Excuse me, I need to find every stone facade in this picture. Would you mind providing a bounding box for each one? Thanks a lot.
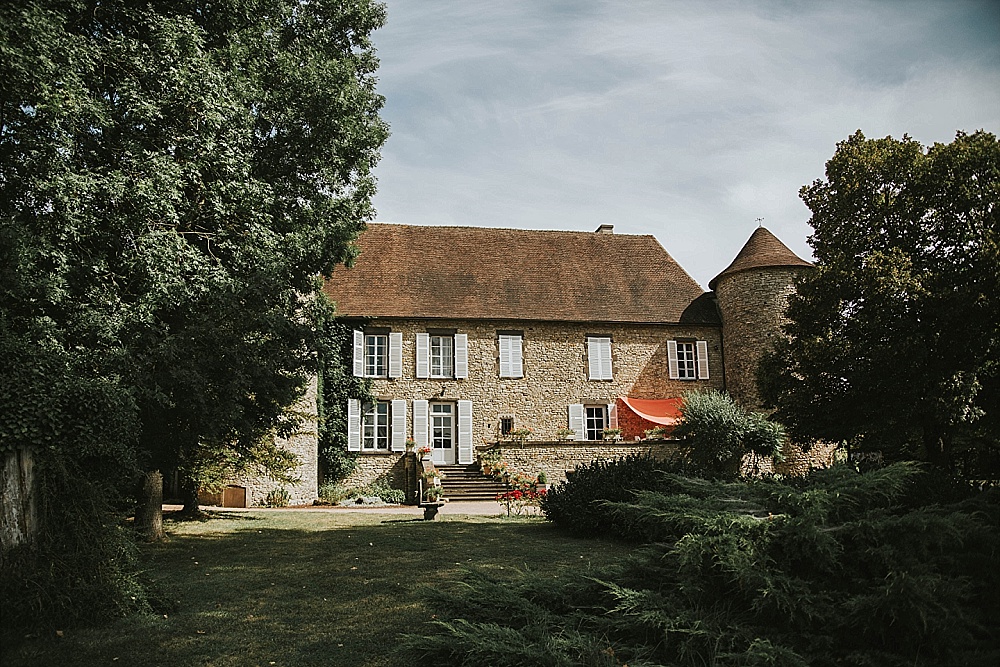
[226,376,320,507]
[714,267,809,409]
[364,317,723,445]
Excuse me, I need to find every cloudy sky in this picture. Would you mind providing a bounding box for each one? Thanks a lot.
[369,1,1000,288]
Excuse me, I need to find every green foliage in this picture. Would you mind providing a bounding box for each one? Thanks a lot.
[263,486,291,508]
[410,464,1000,667]
[539,452,696,538]
[315,314,374,482]
[674,390,786,475]
[0,0,387,624]
[0,454,153,635]
[317,477,405,504]
[760,130,1000,467]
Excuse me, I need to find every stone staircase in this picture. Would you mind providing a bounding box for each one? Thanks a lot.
[436,464,508,501]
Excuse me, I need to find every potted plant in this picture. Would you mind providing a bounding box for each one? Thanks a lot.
[556,428,576,441]
[509,427,533,446]
[536,471,549,492]
[643,426,668,441]
[417,445,432,460]
[602,428,622,441]
[478,447,501,475]
[405,437,416,453]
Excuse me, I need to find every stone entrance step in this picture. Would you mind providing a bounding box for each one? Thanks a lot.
[435,464,508,502]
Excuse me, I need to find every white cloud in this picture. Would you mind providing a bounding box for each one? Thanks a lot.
[371,0,1000,287]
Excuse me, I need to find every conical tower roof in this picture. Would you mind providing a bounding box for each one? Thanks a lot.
[709,227,812,290]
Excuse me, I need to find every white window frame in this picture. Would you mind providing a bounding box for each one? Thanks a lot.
[676,341,697,380]
[587,336,613,380]
[364,334,388,378]
[430,335,454,378]
[585,405,607,441]
[362,400,391,450]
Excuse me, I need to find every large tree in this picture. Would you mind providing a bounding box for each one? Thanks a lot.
[760,130,1000,466]
[1,0,387,539]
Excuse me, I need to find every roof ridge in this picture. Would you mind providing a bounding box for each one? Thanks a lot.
[369,222,657,239]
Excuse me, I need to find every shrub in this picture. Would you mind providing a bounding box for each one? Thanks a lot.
[263,487,291,507]
[539,452,694,538]
[674,390,785,475]
[407,463,1000,667]
[0,456,153,639]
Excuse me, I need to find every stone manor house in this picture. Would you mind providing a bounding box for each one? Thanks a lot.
[223,222,825,506]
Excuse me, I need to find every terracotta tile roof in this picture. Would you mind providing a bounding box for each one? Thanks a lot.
[708,227,813,290]
[324,224,718,324]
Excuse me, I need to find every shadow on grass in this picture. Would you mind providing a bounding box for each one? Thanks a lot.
[2,514,622,667]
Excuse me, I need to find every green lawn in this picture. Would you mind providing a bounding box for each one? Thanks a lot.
[3,509,628,667]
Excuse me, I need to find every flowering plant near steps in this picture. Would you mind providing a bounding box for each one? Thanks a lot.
[424,485,443,502]
[496,488,545,516]
[417,446,431,457]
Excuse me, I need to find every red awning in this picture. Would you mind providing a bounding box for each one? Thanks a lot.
[619,396,684,426]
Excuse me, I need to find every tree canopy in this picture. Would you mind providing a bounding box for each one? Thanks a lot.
[760,130,1000,466]
[1,0,387,503]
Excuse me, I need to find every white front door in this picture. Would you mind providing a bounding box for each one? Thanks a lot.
[431,403,456,465]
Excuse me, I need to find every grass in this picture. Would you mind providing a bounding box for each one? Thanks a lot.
[2,508,630,667]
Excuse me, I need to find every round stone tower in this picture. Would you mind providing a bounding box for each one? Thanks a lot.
[710,227,813,410]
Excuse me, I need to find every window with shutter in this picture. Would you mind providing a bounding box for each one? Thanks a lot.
[499,334,523,378]
[669,339,708,380]
[587,337,612,380]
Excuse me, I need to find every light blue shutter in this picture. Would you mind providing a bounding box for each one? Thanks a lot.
[391,399,406,451]
[667,340,679,379]
[568,404,585,441]
[353,331,364,377]
[697,340,710,379]
[388,332,403,379]
[415,333,429,379]
[457,400,473,464]
[412,399,429,448]
[347,399,361,451]
[455,333,468,379]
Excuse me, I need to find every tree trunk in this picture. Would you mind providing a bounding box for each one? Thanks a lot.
[135,469,166,542]
[1,447,38,552]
